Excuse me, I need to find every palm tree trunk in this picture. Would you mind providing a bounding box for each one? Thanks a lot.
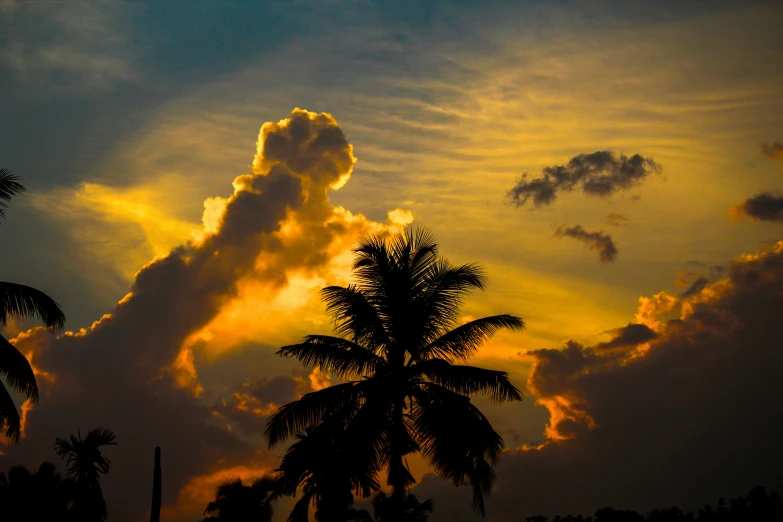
[150,447,161,522]
[390,399,408,501]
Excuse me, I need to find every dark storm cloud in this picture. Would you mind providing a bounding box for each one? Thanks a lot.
[555,225,618,263]
[414,241,783,521]
[761,141,783,162]
[597,323,657,350]
[508,151,660,207]
[5,109,358,522]
[730,192,783,223]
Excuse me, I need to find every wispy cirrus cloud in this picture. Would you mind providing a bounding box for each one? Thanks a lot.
[0,1,137,93]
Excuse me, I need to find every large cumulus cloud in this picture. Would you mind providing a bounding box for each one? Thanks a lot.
[508,151,660,207]
[3,109,412,522]
[415,241,783,521]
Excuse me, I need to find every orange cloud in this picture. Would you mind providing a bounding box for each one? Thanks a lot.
[7,109,414,522]
[163,463,275,519]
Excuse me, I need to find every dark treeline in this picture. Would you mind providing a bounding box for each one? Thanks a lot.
[524,486,782,522]
[0,427,116,522]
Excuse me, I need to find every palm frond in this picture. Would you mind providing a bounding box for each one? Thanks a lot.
[415,360,522,402]
[0,334,38,401]
[279,335,383,379]
[84,426,116,449]
[287,490,313,522]
[0,169,25,219]
[54,427,116,484]
[321,286,390,348]
[265,383,361,447]
[414,262,488,343]
[0,282,66,330]
[412,383,504,516]
[0,380,22,442]
[418,314,524,362]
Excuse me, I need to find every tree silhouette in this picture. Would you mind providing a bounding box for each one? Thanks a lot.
[265,228,524,514]
[1,170,66,443]
[348,491,433,522]
[0,461,73,521]
[276,412,379,522]
[54,427,116,522]
[523,487,783,522]
[201,475,279,522]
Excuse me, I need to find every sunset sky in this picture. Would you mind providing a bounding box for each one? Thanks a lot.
[2,1,783,520]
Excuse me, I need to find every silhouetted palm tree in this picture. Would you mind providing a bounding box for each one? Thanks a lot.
[55,427,116,522]
[277,413,379,522]
[201,475,279,522]
[266,228,524,514]
[348,491,433,522]
[0,461,73,520]
[1,169,66,442]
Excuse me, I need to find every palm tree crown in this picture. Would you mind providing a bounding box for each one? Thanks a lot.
[201,475,279,522]
[1,169,66,442]
[266,228,524,515]
[55,427,116,521]
[276,412,379,522]
[349,492,433,522]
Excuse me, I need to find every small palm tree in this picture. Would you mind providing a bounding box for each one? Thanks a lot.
[1,169,66,442]
[276,412,379,522]
[201,475,279,522]
[55,427,116,522]
[266,228,524,514]
[349,491,433,522]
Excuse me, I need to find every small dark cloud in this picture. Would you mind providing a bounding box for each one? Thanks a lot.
[685,260,706,267]
[508,151,660,207]
[729,192,783,223]
[555,225,618,263]
[605,212,629,227]
[680,276,710,297]
[598,323,657,350]
[761,141,783,162]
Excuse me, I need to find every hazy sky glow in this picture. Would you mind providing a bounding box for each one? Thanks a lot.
[1,1,782,521]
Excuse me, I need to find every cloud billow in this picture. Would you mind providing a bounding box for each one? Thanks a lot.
[5,109,411,522]
[508,151,661,207]
[555,225,618,263]
[414,241,783,521]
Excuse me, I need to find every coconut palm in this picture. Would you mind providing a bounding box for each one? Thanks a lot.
[348,491,433,522]
[276,412,379,522]
[201,475,279,522]
[1,169,66,442]
[265,228,524,514]
[0,461,73,520]
[54,427,116,522]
